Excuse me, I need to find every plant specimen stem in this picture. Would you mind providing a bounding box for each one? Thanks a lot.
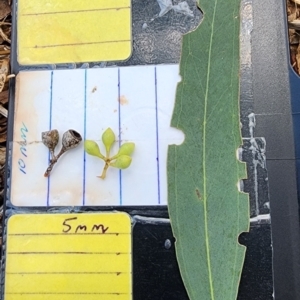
[50,150,56,162]
[97,153,105,160]
[110,154,118,160]
[44,148,66,177]
[99,162,110,179]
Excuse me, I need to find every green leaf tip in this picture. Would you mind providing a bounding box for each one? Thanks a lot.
[167,0,249,299]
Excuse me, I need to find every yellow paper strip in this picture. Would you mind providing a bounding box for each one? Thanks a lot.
[17,0,132,64]
[4,213,132,300]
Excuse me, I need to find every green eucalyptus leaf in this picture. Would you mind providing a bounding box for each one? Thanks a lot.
[102,127,115,155]
[167,0,249,299]
[110,155,132,169]
[84,140,104,159]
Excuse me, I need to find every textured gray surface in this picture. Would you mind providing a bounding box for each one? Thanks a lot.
[252,0,295,160]
[252,0,300,298]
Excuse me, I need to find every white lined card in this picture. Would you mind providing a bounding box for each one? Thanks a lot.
[11,65,184,206]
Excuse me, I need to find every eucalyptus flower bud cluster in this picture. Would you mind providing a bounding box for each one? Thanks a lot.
[84,128,135,179]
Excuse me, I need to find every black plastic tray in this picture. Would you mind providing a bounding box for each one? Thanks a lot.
[2,0,300,299]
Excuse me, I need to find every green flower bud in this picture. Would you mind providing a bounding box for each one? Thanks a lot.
[110,155,132,169]
[111,142,135,160]
[102,127,115,155]
[84,140,104,159]
[118,142,135,156]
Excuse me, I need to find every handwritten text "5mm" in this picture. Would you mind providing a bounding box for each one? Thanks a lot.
[62,217,109,234]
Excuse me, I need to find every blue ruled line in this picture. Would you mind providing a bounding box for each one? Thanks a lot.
[118,68,122,206]
[83,69,87,206]
[46,71,54,207]
[154,67,161,204]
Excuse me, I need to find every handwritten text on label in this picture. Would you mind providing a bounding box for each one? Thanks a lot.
[62,217,109,234]
[18,122,28,174]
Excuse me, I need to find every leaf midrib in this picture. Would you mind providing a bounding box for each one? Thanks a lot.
[202,1,218,299]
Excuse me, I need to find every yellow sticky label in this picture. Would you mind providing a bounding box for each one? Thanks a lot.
[17,0,132,65]
[4,213,132,300]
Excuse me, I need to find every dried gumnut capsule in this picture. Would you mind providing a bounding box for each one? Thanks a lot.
[42,129,59,151]
[110,155,132,169]
[62,129,82,151]
[42,129,59,160]
[44,129,82,177]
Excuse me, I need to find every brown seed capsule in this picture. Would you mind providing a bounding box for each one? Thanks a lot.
[44,129,82,177]
[42,129,59,160]
[62,129,82,151]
